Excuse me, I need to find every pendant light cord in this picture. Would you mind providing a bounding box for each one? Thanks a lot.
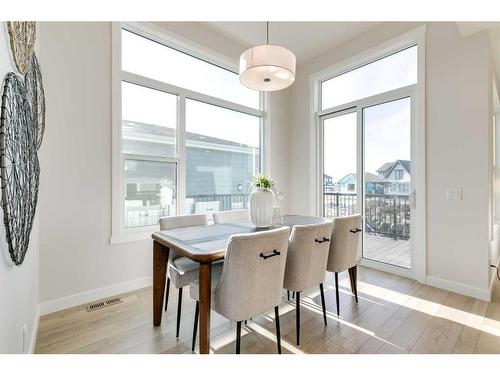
[266,21,269,45]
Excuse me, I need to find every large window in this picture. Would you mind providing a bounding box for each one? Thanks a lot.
[185,99,260,215]
[114,24,264,236]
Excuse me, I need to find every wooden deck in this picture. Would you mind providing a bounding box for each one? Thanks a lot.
[364,234,410,268]
[34,267,500,354]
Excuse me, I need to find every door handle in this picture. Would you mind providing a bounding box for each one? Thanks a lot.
[409,190,416,208]
[260,249,281,260]
[314,237,330,243]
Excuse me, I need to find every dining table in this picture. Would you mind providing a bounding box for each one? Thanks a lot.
[151,214,329,354]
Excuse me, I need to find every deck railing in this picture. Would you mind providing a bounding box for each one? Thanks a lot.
[125,192,410,240]
[324,192,410,240]
[186,193,249,212]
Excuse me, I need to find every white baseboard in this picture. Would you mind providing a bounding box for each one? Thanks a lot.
[426,275,491,302]
[29,304,40,354]
[39,276,153,316]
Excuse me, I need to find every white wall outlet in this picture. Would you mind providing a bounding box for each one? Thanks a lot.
[446,187,463,200]
[22,323,27,353]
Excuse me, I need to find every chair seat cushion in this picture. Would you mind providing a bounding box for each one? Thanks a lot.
[169,257,223,289]
[189,271,222,301]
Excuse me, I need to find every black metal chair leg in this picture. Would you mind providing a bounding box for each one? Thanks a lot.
[319,283,327,326]
[192,301,199,352]
[334,272,340,316]
[296,291,301,346]
[176,287,183,338]
[292,291,295,299]
[236,321,242,354]
[287,290,290,301]
[164,277,170,311]
[349,266,359,303]
[274,306,282,354]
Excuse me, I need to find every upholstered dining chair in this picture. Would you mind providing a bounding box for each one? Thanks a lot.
[326,214,363,316]
[283,221,334,345]
[213,209,249,224]
[189,226,290,354]
[159,213,223,339]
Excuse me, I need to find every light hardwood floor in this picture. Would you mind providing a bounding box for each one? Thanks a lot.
[34,267,500,354]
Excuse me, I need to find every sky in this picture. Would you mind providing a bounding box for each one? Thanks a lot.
[324,98,411,181]
[121,82,260,148]
[322,46,416,182]
[121,29,260,148]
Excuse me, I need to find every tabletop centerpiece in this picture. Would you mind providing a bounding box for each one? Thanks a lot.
[249,175,275,228]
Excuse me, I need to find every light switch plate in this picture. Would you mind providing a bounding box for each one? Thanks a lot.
[446,188,462,200]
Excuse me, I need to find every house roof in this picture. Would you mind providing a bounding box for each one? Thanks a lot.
[376,162,393,173]
[365,172,389,183]
[376,160,411,178]
[385,160,411,177]
[337,173,356,184]
[336,172,389,184]
[122,120,258,153]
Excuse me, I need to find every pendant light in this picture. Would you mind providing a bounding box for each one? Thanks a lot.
[239,22,296,92]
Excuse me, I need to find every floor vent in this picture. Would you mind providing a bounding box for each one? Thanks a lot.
[87,297,122,312]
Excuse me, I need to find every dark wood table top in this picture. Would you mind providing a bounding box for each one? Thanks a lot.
[151,215,330,262]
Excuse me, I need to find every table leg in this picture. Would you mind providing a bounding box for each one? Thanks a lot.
[153,240,169,326]
[198,262,212,354]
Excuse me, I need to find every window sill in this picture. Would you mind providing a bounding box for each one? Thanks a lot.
[110,225,159,245]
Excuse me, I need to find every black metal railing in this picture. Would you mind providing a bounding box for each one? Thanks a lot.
[125,192,410,240]
[324,192,410,240]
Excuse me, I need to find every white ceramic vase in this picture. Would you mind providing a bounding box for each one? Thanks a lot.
[249,187,275,228]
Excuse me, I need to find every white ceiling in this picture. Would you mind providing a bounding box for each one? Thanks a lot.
[201,22,380,65]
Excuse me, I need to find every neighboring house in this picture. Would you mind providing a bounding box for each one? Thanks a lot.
[122,120,258,212]
[376,162,394,179]
[323,174,336,193]
[336,173,357,194]
[377,159,411,194]
[365,172,391,194]
[327,160,411,196]
[335,172,389,194]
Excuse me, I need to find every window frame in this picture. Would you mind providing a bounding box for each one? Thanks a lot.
[310,25,426,283]
[111,22,267,244]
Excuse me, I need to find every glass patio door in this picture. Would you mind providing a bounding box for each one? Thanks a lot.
[362,97,412,269]
[322,110,359,219]
[322,97,414,271]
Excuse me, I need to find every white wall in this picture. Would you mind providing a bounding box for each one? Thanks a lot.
[289,22,493,300]
[426,23,492,296]
[37,22,291,311]
[0,28,40,353]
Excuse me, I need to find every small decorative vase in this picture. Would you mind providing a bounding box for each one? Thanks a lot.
[249,187,275,228]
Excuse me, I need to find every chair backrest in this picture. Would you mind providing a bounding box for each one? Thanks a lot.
[327,215,362,273]
[213,226,290,322]
[159,213,208,230]
[213,209,249,224]
[283,221,334,292]
[159,213,208,260]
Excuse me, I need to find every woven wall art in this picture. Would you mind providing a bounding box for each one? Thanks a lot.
[0,70,40,266]
[25,54,45,149]
[6,21,37,75]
